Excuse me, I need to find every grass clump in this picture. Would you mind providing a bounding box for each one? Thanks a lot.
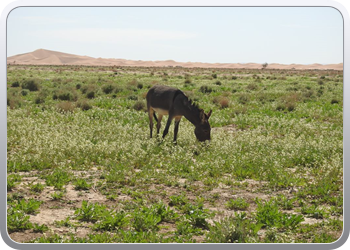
[21,78,40,91]
[76,99,92,111]
[225,197,250,210]
[206,213,262,243]
[133,101,146,111]
[102,84,115,94]
[199,85,213,94]
[56,101,75,113]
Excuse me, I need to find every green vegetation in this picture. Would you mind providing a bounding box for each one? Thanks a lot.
[7,65,343,243]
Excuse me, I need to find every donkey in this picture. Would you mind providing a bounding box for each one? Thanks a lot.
[146,85,212,142]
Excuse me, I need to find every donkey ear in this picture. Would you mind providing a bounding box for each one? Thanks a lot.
[207,110,212,119]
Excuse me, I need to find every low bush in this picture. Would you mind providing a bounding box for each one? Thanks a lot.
[199,85,213,93]
[21,78,40,91]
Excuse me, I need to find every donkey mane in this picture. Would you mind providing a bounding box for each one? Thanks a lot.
[186,97,203,114]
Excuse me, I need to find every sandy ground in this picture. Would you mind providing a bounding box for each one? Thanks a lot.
[7,49,343,70]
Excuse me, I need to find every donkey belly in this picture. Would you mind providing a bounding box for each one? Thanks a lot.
[152,107,169,115]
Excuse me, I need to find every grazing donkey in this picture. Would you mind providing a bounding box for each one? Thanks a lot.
[146,85,212,142]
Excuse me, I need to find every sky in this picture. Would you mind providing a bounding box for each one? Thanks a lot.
[7,7,343,64]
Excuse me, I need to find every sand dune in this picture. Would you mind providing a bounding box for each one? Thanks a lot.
[7,49,343,70]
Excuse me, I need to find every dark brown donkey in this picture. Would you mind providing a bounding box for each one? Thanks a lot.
[146,85,212,142]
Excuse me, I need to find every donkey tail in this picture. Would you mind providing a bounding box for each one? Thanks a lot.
[153,113,158,122]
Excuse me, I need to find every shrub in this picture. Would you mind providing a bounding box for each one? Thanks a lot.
[21,78,40,91]
[114,86,124,93]
[137,83,143,89]
[7,95,22,109]
[74,178,91,190]
[11,81,20,87]
[246,83,258,91]
[53,88,77,101]
[238,94,249,104]
[81,84,97,94]
[232,76,237,80]
[86,91,95,99]
[184,78,192,84]
[77,99,92,111]
[219,98,229,109]
[286,102,296,112]
[128,95,138,101]
[199,85,213,94]
[58,92,75,101]
[56,102,75,113]
[215,80,222,86]
[225,198,249,210]
[35,95,45,104]
[212,73,217,79]
[206,214,262,243]
[331,99,340,104]
[133,101,146,111]
[76,83,82,89]
[102,84,115,94]
[21,89,29,96]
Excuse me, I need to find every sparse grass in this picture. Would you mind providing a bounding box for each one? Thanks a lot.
[6,65,343,243]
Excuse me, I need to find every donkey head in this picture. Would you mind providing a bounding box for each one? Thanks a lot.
[194,109,212,142]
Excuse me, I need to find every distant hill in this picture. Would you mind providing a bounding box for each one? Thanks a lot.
[7,49,343,70]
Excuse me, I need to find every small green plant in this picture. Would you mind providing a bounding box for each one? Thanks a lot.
[182,200,212,229]
[7,208,33,233]
[175,220,202,236]
[51,191,65,200]
[7,174,22,191]
[132,205,162,232]
[75,201,107,222]
[29,183,45,193]
[33,223,49,233]
[54,217,74,228]
[11,198,42,215]
[151,201,179,222]
[44,169,71,190]
[276,195,295,210]
[169,194,189,207]
[255,198,304,229]
[301,204,327,219]
[93,210,128,231]
[225,197,250,210]
[206,213,262,243]
[73,178,91,190]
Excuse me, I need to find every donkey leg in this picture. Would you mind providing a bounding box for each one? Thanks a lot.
[173,117,182,142]
[148,108,154,138]
[162,116,174,139]
[156,115,163,135]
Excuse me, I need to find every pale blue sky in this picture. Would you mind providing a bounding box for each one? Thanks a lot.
[7,7,343,64]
